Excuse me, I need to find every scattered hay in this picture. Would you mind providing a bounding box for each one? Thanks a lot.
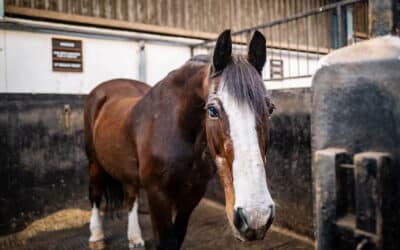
[0,209,90,248]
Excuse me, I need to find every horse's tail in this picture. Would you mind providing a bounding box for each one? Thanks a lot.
[84,90,125,212]
[83,90,107,161]
[102,172,125,212]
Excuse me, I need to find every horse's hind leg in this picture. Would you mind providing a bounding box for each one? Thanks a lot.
[126,185,145,249]
[88,161,106,249]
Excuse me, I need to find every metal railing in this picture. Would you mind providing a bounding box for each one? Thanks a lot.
[191,0,368,82]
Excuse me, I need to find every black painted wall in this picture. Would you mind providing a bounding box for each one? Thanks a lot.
[0,88,313,238]
[268,88,313,237]
[0,94,88,235]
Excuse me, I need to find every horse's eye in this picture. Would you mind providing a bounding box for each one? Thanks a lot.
[207,106,219,119]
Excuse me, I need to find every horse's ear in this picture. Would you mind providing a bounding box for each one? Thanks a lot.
[213,29,232,73]
[248,30,266,74]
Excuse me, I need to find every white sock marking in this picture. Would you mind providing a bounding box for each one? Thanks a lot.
[89,204,104,242]
[127,200,144,248]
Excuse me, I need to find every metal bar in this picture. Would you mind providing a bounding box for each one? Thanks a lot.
[326,10,331,52]
[364,1,368,34]
[138,41,147,82]
[264,74,312,81]
[269,26,274,63]
[287,21,291,78]
[246,30,251,47]
[233,0,364,35]
[190,45,194,57]
[279,22,282,59]
[193,0,365,48]
[264,30,268,77]
[296,19,300,76]
[305,16,309,75]
[0,0,3,18]
[337,5,344,47]
[199,38,329,55]
[315,14,320,60]
[346,5,354,44]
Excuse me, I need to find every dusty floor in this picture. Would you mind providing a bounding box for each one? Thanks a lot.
[0,199,313,250]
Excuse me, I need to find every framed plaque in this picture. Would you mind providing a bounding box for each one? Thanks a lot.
[52,38,83,72]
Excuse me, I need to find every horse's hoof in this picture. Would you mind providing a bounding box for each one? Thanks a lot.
[89,239,105,250]
[129,240,145,250]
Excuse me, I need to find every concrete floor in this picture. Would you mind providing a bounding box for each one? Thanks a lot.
[0,199,313,250]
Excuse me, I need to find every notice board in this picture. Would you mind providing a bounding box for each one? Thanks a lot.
[52,38,83,72]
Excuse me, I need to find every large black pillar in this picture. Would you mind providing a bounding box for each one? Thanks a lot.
[368,0,398,36]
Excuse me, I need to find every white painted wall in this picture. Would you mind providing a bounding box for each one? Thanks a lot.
[145,43,191,85]
[0,20,317,94]
[1,30,139,94]
[193,45,319,90]
[0,29,6,92]
[263,49,320,89]
[0,29,192,94]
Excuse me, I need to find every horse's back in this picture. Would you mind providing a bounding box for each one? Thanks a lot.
[84,79,150,166]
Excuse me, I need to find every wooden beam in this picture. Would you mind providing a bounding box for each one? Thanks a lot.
[354,31,369,39]
[4,6,218,40]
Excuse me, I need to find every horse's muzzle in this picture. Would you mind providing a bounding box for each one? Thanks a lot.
[233,205,274,241]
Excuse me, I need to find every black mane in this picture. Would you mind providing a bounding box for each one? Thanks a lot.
[221,55,268,117]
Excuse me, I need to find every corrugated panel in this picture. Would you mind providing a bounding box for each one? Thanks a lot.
[7,0,365,49]
[5,0,329,33]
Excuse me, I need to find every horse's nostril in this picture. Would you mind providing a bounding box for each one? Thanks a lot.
[265,206,275,232]
[269,204,275,219]
[233,207,249,233]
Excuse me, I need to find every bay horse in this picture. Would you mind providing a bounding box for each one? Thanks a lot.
[84,30,275,250]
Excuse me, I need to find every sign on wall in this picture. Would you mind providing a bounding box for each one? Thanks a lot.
[52,38,83,72]
[270,59,284,79]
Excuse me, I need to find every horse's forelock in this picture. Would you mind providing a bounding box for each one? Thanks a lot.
[220,56,268,118]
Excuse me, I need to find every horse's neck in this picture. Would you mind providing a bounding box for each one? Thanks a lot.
[132,62,209,145]
[177,63,210,143]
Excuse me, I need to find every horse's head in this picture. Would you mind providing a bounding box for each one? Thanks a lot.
[205,30,275,241]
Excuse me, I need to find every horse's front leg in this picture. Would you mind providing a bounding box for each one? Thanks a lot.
[172,212,191,249]
[146,187,178,250]
[174,185,207,248]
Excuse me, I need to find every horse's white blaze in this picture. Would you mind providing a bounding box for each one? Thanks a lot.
[220,87,274,228]
[89,204,104,242]
[127,200,144,248]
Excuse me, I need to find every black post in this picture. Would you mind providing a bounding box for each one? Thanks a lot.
[368,0,398,36]
[336,5,346,48]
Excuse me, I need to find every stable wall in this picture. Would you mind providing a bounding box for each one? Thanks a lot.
[0,20,315,238]
[0,88,314,238]
[0,94,87,235]
[0,25,192,93]
[1,30,139,93]
[0,22,192,234]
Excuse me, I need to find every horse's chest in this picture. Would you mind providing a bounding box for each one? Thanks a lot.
[163,156,213,195]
